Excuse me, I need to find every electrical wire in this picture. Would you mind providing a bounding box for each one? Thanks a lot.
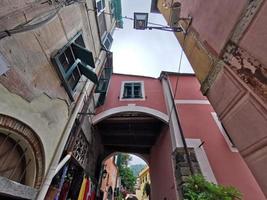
[0,0,170,40]
[166,31,196,175]
[86,8,168,28]
[168,34,186,121]
[0,0,77,40]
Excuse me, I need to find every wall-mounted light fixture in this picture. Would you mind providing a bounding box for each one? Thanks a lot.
[133,12,191,34]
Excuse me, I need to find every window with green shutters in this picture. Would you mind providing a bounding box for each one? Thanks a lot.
[95,52,113,106]
[51,31,97,101]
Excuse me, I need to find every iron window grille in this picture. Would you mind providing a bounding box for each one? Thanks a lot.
[51,31,98,101]
[123,82,143,99]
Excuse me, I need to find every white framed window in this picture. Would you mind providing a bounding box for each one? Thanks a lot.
[120,81,145,100]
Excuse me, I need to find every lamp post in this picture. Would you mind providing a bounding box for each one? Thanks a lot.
[133,12,191,33]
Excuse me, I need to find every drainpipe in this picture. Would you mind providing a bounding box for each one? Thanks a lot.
[36,79,92,200]
[54,152,72,175]
[164,75,194,175]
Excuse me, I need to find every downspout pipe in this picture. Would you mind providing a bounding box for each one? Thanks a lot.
[54,153,72,175]
[36,80,91,200]
[165,75,194,175]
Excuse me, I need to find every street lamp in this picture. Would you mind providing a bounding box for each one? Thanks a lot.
[133,12,191,33]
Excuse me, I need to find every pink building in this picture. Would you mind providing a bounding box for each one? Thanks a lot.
[153,1,267,196]
[93,72,265,200]
[100,156,118,200]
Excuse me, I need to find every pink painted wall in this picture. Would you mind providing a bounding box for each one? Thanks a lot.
[96,74,167,114]
[150,127,177,200]
[168,75,265,199]
[179,0,246,54]
[168,75,206,100]
[240,1,267,66]
[101,156,118,200]
[177,104,265,200]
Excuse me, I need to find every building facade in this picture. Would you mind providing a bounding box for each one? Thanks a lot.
[0,0,121,199]
[136,166,150,200]
[93,72,265,200]
[100,156,119,200]
[152,0,267,197]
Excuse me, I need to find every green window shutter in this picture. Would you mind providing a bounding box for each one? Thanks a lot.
[95,79,109,93]
[96,92,107,107]
[79,62,98,84]
[71,43,95,68]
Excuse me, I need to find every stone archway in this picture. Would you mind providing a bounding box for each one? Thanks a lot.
[93,105,169,125]
[0,114,45,188]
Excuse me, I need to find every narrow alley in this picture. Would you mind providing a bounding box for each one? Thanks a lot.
[0,0,266,200]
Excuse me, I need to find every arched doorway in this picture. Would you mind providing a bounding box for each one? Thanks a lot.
[0,114,45,188]
[0,134,27,184]
[94,108,173,200]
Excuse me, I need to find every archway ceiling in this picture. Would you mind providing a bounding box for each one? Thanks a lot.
[95,112,166,154]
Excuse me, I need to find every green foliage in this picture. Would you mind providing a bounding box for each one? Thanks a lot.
[120,166,136,192]
[183,174,242,200]
[115,192,124,200]
[130,164,146,177]
[117,153,136,192]
[117,153,132,170]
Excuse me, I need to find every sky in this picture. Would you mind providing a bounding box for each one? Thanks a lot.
[128,154,147,166]
[111,0,194,165]
[110,0,194,78]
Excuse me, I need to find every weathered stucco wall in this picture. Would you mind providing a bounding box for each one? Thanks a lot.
[0,0,113,189]
[0,84,68,173]
[207,67,267,197]
[240,1,267,67]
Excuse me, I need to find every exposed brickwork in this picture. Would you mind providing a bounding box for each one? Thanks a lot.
[0,114,45,188]
[173,148,201,198]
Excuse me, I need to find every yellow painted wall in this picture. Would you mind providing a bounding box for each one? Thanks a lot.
[157,0,217,83]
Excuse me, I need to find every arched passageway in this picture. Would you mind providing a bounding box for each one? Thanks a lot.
[94,111,168,155]
[94,109,178,200]
[99,153,151,200]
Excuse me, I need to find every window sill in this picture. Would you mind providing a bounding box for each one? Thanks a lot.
[119,97,146,101]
